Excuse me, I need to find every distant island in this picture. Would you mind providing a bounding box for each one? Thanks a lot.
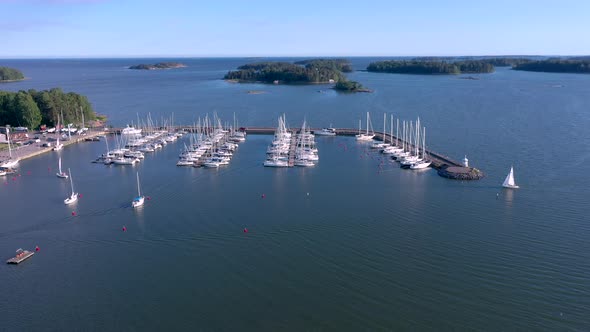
[0,88,100,130]
[224,59,350,84]
[0,66,25,82]
[224,58,369,92]
[512,59,590,73]
[334,80,371,93]
[367,60,494,75]
[129,62,186,70]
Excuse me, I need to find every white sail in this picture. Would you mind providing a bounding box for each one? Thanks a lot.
[132,171,145,208]
[64,168,78,204]
[502,166,519,188]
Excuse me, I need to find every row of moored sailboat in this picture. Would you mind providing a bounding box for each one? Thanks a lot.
[264,115,319,167]
[176,114,246,168]
[357,112,432,170]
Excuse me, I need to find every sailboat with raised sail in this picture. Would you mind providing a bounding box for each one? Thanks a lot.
[502,166,520,189]
[132,172,145,208]
[64,168,78,205]
[56,157,68,178]
[0,127,20,168]
[53,112,64,151]
[356,112,375,141]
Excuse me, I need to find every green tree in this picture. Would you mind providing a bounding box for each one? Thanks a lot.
[12,91,42,129]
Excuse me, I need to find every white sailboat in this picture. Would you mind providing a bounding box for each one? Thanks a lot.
[53,114,64,151]
[56,157,69,178]
[410,127,432,170]
[64,168,78,205]
[502,166,520,189]
[356,112,375,141]
[0,127,20,168]
[132,172,145,208]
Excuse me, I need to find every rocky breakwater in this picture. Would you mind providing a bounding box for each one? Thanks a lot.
[437,165,484,180]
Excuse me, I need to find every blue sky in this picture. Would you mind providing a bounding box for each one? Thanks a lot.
[1,0,589,57]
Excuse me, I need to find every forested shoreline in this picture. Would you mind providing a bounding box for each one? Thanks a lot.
[0,67,25,82]
[0,88,98,129]
[366,60,495,74]
[512,59,590,73]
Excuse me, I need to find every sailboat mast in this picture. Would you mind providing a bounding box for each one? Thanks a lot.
[396,119,399,147]
[68,168,74,194]
[366,112,369,135]
[136,172,141,196]
[383,113,386,143]
[423,127,426,159]
[390,114,393,145]
[6,127,11,158]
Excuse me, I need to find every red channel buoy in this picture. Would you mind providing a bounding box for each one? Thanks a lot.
[243,228,248,233]
[71,211,77,216]
[122,226,127,232]
[35,246,40,252]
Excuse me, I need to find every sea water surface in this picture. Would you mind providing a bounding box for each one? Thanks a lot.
[1,58,589,331]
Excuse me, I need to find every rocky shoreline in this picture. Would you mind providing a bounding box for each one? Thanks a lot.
[437,165,485,180]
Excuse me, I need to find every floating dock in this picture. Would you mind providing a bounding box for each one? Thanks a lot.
[6,249,34,264]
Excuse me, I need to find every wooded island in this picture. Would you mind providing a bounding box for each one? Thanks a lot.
[225,59,370,92]
[512,59,590,73]
[0,67,25,82]
[129,62,186,70]
[367,60,494,75]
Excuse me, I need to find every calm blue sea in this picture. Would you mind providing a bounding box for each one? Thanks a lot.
[1,58,589,331]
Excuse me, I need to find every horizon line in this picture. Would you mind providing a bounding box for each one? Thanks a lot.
[1,54,589,60]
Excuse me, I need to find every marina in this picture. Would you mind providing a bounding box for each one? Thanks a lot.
[1,58,589,331]
[3,113,483,180]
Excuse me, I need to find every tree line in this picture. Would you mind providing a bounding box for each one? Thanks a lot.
[294,59,353,72]
[367,60,495,74]
[0,88,97,130]
[512,59,590,73]
[0,67,25,82]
